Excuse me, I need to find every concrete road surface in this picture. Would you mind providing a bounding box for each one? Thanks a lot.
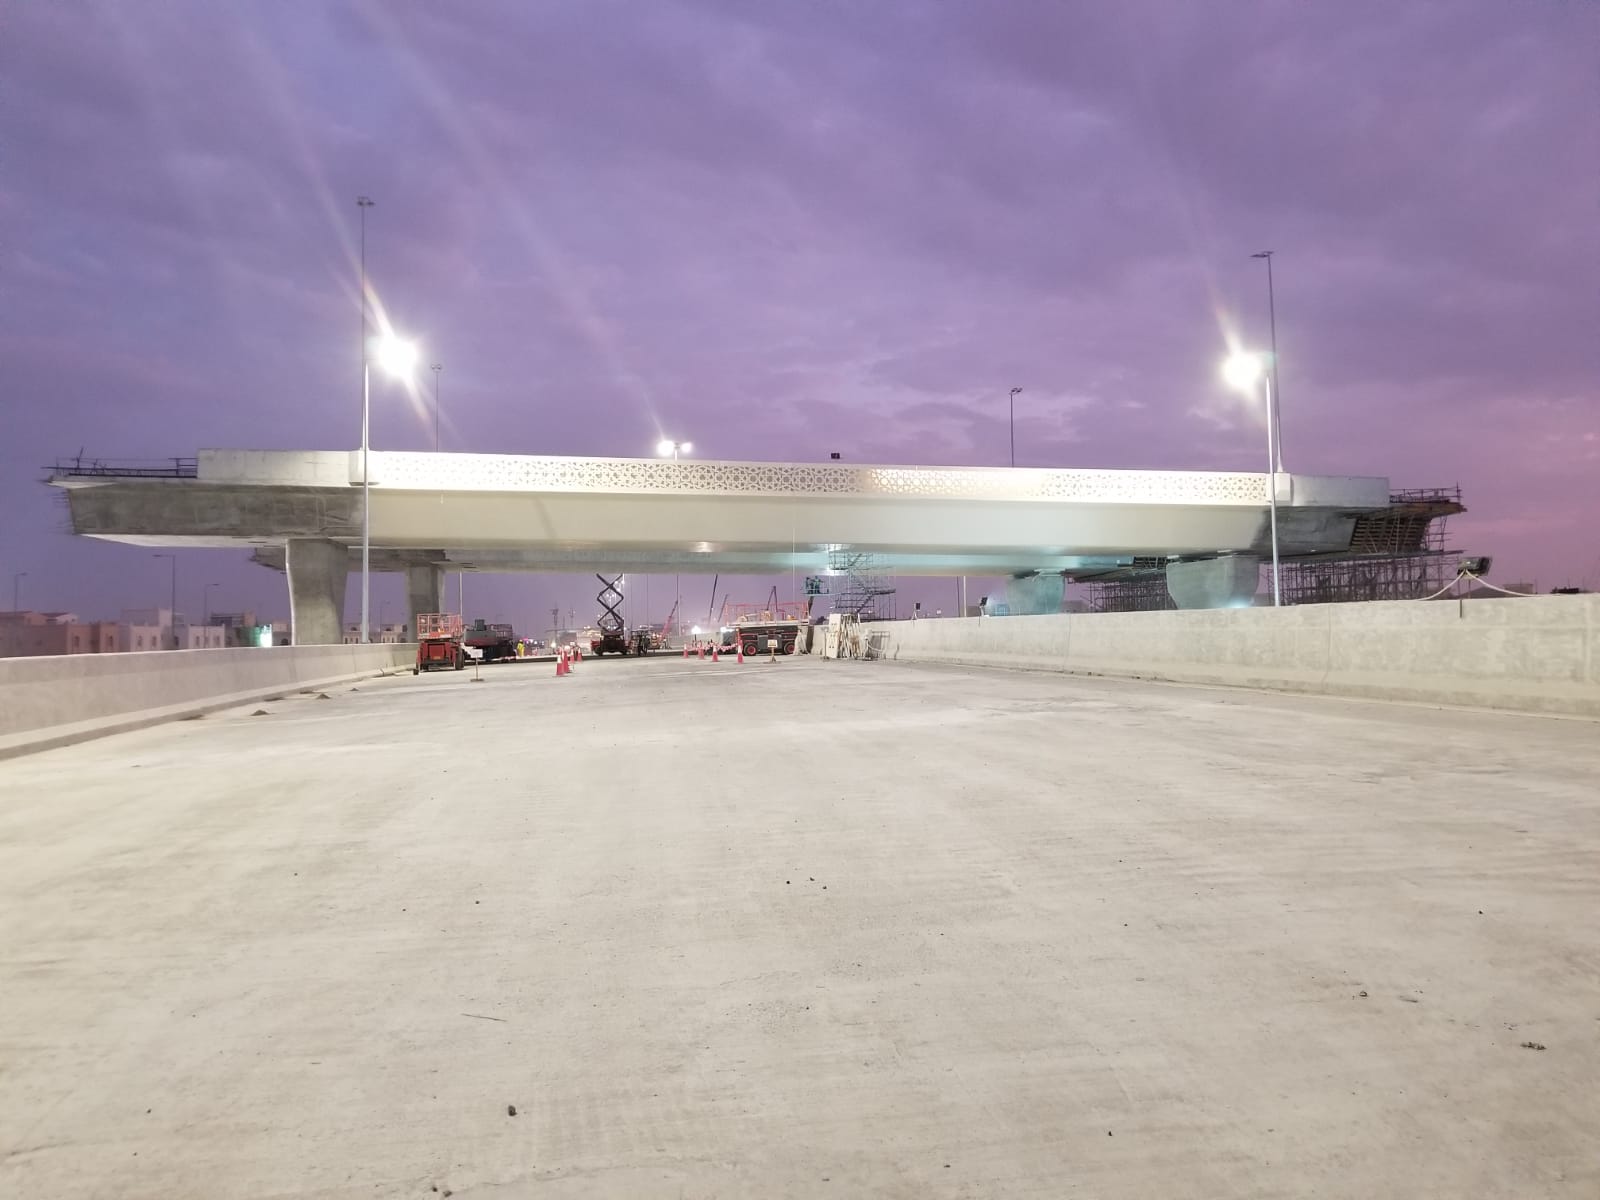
[2,655,1597,1198]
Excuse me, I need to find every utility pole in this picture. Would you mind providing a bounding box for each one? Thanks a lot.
[1009,387,1022,467]
[154,554,177,648]
[357,194,376,644]
[431,362,442,453]
[1251,251,1284,470]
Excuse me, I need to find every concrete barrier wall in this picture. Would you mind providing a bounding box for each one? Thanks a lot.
[0,644,414,758]
[878,595,1600,718]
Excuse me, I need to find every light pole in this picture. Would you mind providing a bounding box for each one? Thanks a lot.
[1009,387,1021,467]
[153,553,178,647]
[360,334,419,643]
[1222,352,1281,606]
[358,195,375,643]
[431,362,442,453]
[203,582,219,627]
[657,439,692,643]
[1251,251,1284,471]
[11,571,24,612]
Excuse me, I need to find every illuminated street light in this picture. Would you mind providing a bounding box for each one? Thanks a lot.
[657,440,692,642]
[360,328,421,644]
[1221,350,1281,606]
[374,335,418,378]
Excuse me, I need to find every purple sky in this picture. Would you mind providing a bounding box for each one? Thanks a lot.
[4,0,1597,629]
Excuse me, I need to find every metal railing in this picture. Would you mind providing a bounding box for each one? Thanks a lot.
[50,456,198,479]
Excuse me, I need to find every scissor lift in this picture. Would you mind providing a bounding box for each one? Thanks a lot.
[414,612,467,674]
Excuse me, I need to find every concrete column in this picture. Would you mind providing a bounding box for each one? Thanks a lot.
[286,539,349,645]
[1005,572,1065,616]
[1166,555,1261,609]
[405,564,443,640]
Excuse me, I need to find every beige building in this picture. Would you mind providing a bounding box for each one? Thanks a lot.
[1,611,121,658]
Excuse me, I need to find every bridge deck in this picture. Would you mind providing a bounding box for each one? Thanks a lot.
[2,658,1595,1197]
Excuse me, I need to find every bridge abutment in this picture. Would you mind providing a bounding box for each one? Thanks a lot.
[286,538,349,645]
[1006,573,1066,615]
[1166,555,1260,609]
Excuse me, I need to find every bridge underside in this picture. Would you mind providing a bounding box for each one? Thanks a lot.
[50,450,1395,640]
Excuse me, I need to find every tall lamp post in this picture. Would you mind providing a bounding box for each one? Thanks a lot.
[431,362,443,453]
[11,571,25,612]
[1009,387,1021,467]
[360,335,419,643]
[153,553,178,647]
[357,195,375,643]
[355,192,422,644]
[203,582,219,628]
[1250,251,1284,470]
[1222,352,1281,606]
[657,439,692,642]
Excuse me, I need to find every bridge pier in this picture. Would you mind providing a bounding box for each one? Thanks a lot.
[285,538,349,645]
[405,564,443,637]
[1006,572,1065,615]
[1166,555,1261,609]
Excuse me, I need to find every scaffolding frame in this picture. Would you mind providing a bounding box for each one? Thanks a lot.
[1078,486,1468,612]
[829,549,896,620]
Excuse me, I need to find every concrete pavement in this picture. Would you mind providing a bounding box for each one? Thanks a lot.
[1,655,1597,1197]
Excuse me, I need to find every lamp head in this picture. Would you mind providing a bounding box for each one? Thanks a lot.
[1221,352,1266,393]
[373,335,419,379]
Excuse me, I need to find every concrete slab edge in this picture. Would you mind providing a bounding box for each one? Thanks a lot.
[881,653,1600,721]
[0,664,405,761]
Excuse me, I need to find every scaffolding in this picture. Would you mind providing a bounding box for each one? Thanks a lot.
[828,548,896,620]
[1081,574,1175,613]
[1278,552,1462,605]
[1078,486,1468,612]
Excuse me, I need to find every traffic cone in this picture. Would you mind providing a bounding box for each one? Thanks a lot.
[736,642,744,664]
[697,644,704,661]
[556,651,567,677]
[711,643,720,663]
[682,643,688,658]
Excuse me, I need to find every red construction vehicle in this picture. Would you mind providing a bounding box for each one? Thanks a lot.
[414,612,467,673]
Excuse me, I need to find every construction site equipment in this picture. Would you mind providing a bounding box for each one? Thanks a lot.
[414,612,467,674]
[829,548,895,620]
[590,573,632,655]
[463,619,517,662]
[725,601,809,657]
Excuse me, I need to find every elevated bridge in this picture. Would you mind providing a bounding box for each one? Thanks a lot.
[50,449,1392,641]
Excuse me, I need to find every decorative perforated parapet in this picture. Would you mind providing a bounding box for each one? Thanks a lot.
[366,452,1291,506]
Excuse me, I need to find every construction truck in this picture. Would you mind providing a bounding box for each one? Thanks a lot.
[463,619,516,663]
[414,612,467,673]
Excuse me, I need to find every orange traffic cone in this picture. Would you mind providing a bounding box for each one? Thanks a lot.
[736,642,744,664]
[556,651,567,677]
[711,643,720,663]
[682,643,688,658]
[697,644,704,661]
